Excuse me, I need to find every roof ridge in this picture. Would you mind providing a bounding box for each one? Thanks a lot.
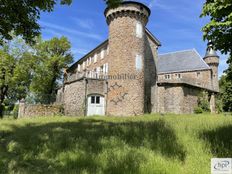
[158,49,195,56]
[192,48,211,69]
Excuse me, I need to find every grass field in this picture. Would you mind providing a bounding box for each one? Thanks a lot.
[0,114,232,174]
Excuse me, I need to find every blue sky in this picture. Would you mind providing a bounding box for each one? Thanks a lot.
[39,0,228,77]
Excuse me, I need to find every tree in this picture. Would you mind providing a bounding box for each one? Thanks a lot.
[30,37,73,104]
[0,36,36,118]
[201,0,232,112]
[104,0,123,8]
[0,0,72,45]
[0,51,15,118]
[201,0,232,77]
[0,0,122,45]
[201,0,232,55]
[219,75,232,112]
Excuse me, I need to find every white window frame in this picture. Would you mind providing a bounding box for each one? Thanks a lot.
[100,49,104,59]
[94,54,97,63]
[107,46,109,55]
[165,74,171,80]
[82,61,86,70]
[135,54,142,71]
[77,64,81,72]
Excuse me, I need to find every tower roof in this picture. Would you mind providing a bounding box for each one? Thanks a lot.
[104,1,151,17]
[204,43,219,58]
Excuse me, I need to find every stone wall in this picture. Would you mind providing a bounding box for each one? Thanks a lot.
[18,102,62,118]
[144,35,158,113]
[60,78,107,116]
[63,80,86,116]
[156,84,200,114]
[158,69,212,90]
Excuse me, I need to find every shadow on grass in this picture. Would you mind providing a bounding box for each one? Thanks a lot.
[201,125,232,158]
[0,119,186,174]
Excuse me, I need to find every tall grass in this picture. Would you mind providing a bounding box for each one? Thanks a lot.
[0,114,231,174]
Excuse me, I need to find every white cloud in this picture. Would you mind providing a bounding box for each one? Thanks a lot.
[73,18,95,30]
[149,0,173,10]
[72,48,89,55]
[40,21,102,41]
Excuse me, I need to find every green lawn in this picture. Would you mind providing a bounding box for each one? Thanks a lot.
[0,114,232,174]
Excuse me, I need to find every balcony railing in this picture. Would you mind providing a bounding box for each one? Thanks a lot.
[65,71,108,83]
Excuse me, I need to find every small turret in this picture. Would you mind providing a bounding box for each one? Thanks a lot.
[203,42,219,92]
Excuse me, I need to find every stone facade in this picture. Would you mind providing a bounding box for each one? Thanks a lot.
[56,1,219,116]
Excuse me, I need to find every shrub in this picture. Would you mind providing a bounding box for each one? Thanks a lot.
[12,104,19,119]
[216,98,223,113]
[194,107,203,114]
[197,91,210,113]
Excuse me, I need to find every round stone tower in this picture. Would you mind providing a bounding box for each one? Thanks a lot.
[104,1,150,116]
[203,43,219,92]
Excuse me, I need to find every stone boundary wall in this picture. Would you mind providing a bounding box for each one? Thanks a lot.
[18,101,63,118]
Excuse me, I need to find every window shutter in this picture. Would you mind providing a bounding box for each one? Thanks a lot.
[136,22,143,38]
[135,54,142,71]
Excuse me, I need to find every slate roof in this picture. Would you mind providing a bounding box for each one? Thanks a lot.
[157,49,210,74]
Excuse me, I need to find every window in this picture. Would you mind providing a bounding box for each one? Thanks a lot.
[136,22,143,38]
[100,65,104,72]
[89,57,92,65]
[165,74,171,80]
[82,61,86,70]
[77,64,81,72]
[105,63,109,74]
[135,54,142,71]
[91,96,100,104]
[197,72,200,77]
[94,54,97,63]
[91,96,95,104]
[96,96,100,104]
[175,74,181,79]
[101,49,104,59]
[107,46,109,55]
[87,59,89,66]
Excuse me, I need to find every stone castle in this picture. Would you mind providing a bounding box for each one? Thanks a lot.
[56,1,219,116]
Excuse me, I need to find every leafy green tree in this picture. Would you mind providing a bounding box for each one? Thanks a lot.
[201,0,232,112]
[0,0,72,45]
[219,75,232,111]
[0,35,36,118]
[30,37,73,104]
[201,0,232,76]
[0,51,15,118]
[201,0,232,55]
[0,0,122,45]
[104,0,123,8]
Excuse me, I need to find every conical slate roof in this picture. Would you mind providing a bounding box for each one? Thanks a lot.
[204,43,219,58]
